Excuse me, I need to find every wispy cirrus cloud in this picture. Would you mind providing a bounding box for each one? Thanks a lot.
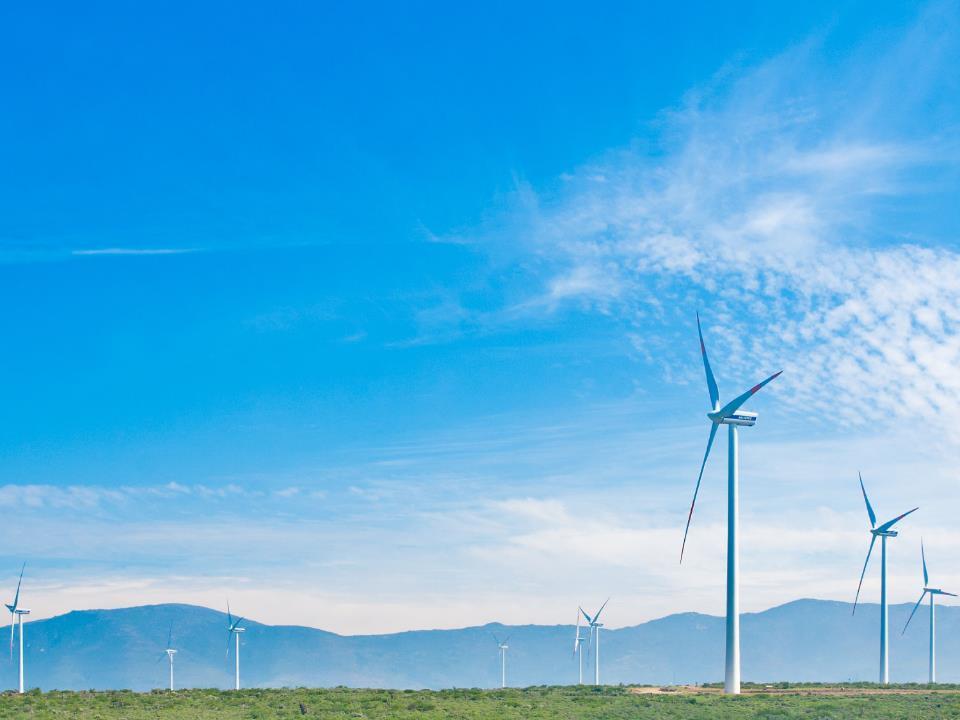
[71,247,198,256]
[0,481,263,511]
[485,2,960,439]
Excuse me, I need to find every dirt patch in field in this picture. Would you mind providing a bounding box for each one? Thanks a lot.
[629,685,960,696]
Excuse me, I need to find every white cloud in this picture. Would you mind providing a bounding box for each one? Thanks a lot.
[71,248,197,256]
[487,4,960,442]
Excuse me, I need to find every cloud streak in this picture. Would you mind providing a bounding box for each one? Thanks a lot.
[71,247,198,256]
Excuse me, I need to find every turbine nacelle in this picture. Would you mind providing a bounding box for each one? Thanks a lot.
[13,609,29,615]
[872,529,898,538]
[709,411,758,427]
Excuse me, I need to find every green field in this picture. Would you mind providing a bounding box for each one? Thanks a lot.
[2,685,960,719]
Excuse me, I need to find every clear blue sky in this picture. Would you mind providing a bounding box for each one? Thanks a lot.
[2,1,959,632]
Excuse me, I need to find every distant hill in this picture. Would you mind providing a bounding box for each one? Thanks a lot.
[1,599,957,690]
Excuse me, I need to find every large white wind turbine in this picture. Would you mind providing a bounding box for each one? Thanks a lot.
[160,623,177,691]
[580,598,609,686]
[573,610,586,685]
[492,633,510,688]
[681,314,781,695]
[853,473,918,685]
[226,602,246,690]
[4,563,29,694]
[902,540,955,684]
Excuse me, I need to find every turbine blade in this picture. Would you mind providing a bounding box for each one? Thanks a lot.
[715,370,783,418]
[574,612,582,653]
[696,313,720,411]
[681,423,719,563]
[12,563,24,611]
[859,473,876,529]
[853,534,877,615]
[593,597,610,624]
[491,632,500,646]
[8,613,12,660]
[226,600,232,628]
[167,622,174,649]
[579,606,592,625]
[921,539,929,587]
[902,591,927,635]
[877,507,918,532]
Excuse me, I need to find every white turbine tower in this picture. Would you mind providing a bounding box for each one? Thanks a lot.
[4,563,29,694]
[226,602,246,690]
[160,623,177,691]
[681,314,781,695]
[853,473,917,685]
[573,610,587,685]
[492,633,510,688]
[580,599,609,686]
[902,540,955,684]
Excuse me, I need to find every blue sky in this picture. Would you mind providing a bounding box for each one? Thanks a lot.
[2,1,960,633]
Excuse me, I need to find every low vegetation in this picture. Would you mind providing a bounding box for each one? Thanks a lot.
[2,684,960,719]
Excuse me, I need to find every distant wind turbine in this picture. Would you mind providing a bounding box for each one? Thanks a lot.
[226,602,246,690]
[580,598,609,686]
[853,473,918,685]
[492,633,510,688]
[159,623,177,691]
[4,563,29,694]
[573,609,587,685]
[681,313,781,695]
[902,540,955,684]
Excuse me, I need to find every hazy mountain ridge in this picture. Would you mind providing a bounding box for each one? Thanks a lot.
[1,599,956,690]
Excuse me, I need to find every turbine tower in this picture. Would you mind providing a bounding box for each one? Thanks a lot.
[161,623,177,691]
[226,602,246,690]
[573,609,587,685]
[681,313,781,695]
[4,563,29,694]
[902,540,955,684]
[853,473,917,685]
[580,598,609,686]
[492,633,510,688]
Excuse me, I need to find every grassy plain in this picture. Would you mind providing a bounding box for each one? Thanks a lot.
[2,684,959,719]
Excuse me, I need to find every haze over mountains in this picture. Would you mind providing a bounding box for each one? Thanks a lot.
[2,599,958,691]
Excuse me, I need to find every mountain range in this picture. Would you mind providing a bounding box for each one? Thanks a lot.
[1,599,957,690]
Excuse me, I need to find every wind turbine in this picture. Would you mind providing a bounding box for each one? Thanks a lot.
[681,313,781,695]
[226,602,246,690]
[853,473,918,685]
[573,609,587,685]
[160,623,177,691]
[492,633,510,688]
[580,598,609,686]
[902,540,955,684]
[4,563,29,694]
